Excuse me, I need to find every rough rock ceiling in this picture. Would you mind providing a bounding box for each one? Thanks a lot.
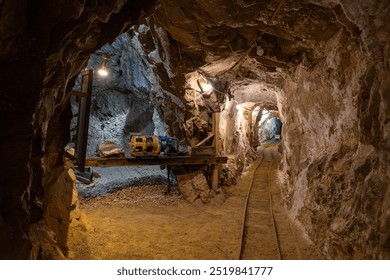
[141,0,390,259]
[0,0,389,260]
[149,0,364,108]
[157,0,360,59]
[0,0,158,259]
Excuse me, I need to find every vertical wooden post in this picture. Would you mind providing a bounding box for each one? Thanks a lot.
[75,69,93,172]
[211,164,219,192]
[212,112,220,156]
[211,112,221,191]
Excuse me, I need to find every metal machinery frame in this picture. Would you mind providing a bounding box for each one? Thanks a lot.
[68,70,226,189]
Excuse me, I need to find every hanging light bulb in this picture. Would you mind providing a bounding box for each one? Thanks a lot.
[98,54,110,77]
[256,45,264,56]
[202,82,213,91]
[98,65,108,76]
[197,78,213,93]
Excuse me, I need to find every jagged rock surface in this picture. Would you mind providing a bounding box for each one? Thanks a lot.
[0,0,157,259]
[0,0,389,260]
[127,0,390,259]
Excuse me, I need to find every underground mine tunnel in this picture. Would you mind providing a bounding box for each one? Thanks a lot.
[0,0,389,260]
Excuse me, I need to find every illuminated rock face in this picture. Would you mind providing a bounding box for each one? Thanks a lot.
[70,33,158,156]
[0,0,389,259]
[141,0,390,259]
[278,33,389,259]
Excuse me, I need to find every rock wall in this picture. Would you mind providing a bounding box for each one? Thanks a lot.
[65,0,390,259]
[144,0,390,259]
[220,100,258,174]
[70,33,159,156]
[0,0,156,259]
[1,0,389,260]
[127,18,189,148]
[29,168,88,259]
[278,1,390,259]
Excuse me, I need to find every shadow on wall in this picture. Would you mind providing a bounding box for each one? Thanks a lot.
[29,170,78,259]
[29,108,89,259]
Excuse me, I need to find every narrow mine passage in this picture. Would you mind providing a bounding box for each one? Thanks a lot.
[240,144,285,259]
[240,144,313,259]
[68,143,321,260]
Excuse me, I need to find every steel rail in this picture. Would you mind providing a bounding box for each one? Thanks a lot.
[267,149,282,260]
[237,154,264,260]
[238,147,282,260]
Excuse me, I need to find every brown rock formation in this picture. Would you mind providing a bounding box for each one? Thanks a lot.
[140,0,390,259]
[0,0,156,259]
[0,0,389,259]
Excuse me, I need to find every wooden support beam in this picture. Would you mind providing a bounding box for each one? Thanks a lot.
[61,149,76,161]
[212,112,220,156]
[70,90,88,97]
[195,134,214,147]
[211,164,220,192]
[211,112,221,191]
[191,146,215,156]
[71,156,228,168]
[74,69,93,172]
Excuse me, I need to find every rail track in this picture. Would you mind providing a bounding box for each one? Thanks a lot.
[238,143,301,260]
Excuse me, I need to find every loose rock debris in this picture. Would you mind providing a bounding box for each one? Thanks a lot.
[80,184,183,209]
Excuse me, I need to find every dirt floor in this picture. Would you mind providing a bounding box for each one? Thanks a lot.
[68,145,323,260]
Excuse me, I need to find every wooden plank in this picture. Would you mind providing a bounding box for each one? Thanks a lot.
[76,156,227,168]
[191,146,215,156]
[74,70,93,172]
[213,112,220,155]
[70,90,88,97]
[211,164,220,191]
[61,149,76,160]
[195,134,214,147]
